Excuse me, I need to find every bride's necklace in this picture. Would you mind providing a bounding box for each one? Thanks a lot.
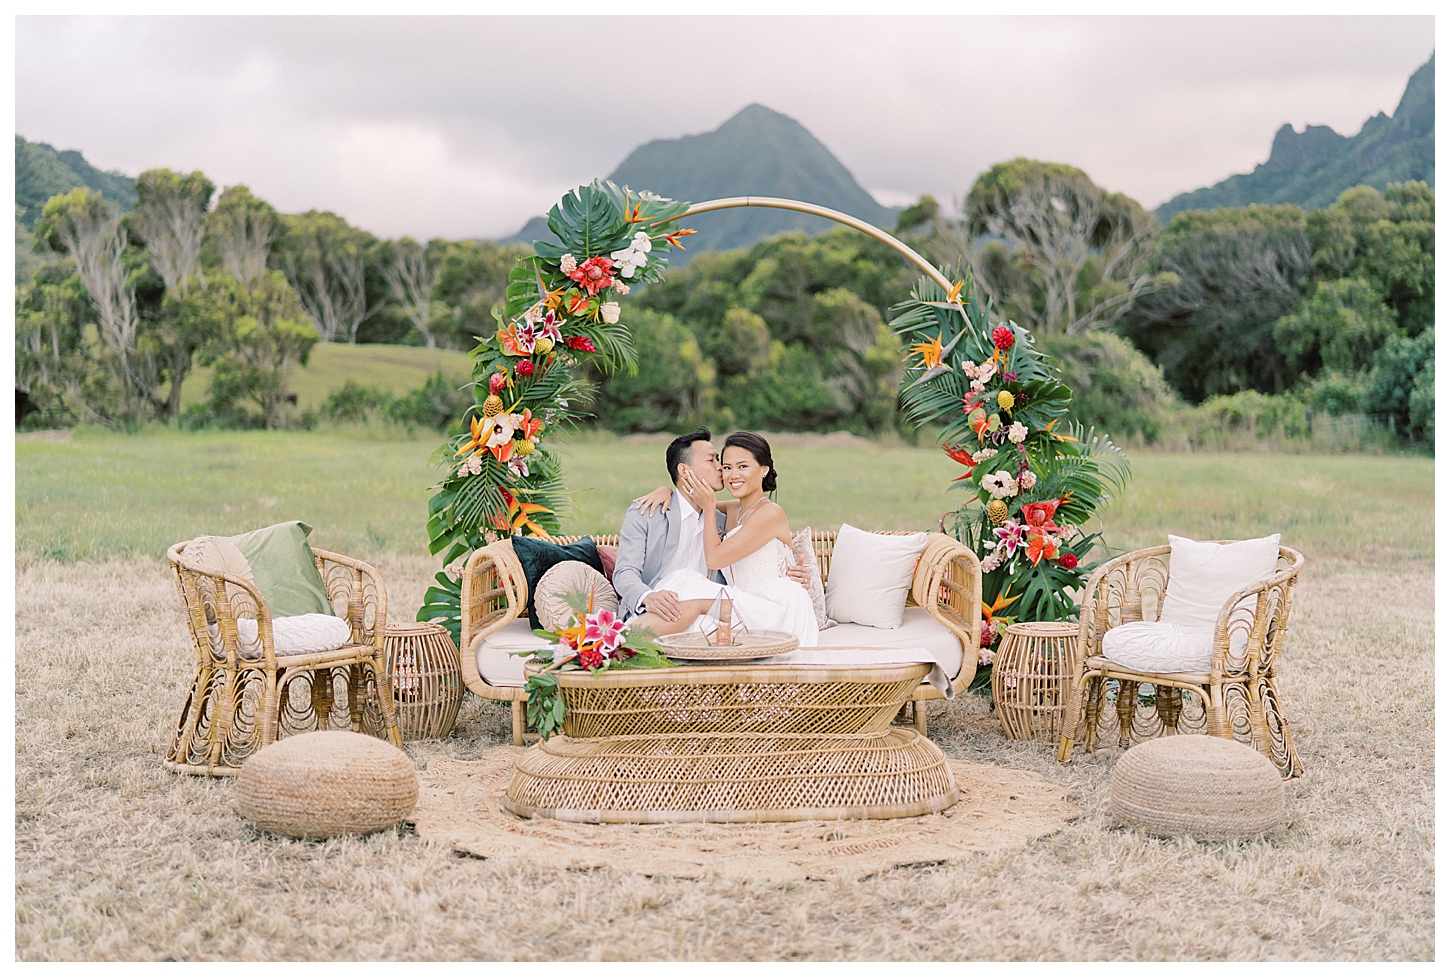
[735,496,767,527]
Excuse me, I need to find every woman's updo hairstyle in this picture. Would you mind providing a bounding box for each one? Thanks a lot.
[723,431,778,493]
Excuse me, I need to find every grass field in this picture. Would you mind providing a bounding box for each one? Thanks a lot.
[13,428,1435,960]
[178,342,473,412]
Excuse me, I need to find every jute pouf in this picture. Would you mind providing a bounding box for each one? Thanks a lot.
[1111,735,1284,841]
[235,730,419,839]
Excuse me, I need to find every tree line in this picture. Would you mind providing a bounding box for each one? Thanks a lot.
[16,169,526,429]
[16,159,1434,445]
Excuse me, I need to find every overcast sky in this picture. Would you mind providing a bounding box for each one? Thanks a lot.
[15,15,1435,241]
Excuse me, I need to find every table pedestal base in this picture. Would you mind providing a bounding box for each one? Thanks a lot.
[504,730,958,823]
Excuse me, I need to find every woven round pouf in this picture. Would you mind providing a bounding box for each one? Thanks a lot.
[1111,736,1285,841]
[992,622,1080,742]
[235,730,419,838]
[384,622,463,741]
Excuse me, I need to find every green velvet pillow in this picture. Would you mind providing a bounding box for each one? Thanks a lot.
[511,535,604,630]
[228,521,334,618]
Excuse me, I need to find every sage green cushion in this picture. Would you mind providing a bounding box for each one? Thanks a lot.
[228,521,334,618]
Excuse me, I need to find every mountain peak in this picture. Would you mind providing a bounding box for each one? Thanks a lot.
[1264,123,1346,172]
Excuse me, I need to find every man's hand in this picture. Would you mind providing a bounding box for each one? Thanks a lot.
[787,556,812,590]
[631,485,673,517]
[642,590,682,622]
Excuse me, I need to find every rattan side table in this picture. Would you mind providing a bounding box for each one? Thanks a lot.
[384,622,463,741]
[992,622,1080,742]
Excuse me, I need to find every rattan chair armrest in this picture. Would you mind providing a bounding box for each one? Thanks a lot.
[169,542,280,668]
[1208,546,1305,674]
[911,534,982,693]
[312,548,389,650]
[459,541,528,697]
[1073,544,1172,675]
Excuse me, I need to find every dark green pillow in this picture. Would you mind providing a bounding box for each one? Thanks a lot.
[512,535,604,630]
[228,521,334,618]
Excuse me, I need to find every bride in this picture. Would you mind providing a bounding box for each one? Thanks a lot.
[629,432,818,647]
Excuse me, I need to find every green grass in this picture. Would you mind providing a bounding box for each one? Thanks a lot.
[179,342,474,412]
[16,427,1432,565]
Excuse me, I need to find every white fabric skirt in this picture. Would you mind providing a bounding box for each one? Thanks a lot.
[649,569,819,647]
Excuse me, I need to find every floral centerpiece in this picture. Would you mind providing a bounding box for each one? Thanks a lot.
[418,180,694,641]
[517,592,675,740]
[891,269,1129,676]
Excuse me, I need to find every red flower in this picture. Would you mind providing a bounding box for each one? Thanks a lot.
[577,647,604,670]
[516,360,535,377]
[565,335,596,352]
[1059,552,1078,570]
[567,256,616,296]
[993,326,1015,351]
[1021,498,1062,532]
[488,372,507,395]
[979,621,996,648]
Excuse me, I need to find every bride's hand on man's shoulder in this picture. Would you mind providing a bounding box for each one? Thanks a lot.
[631,485,673,517]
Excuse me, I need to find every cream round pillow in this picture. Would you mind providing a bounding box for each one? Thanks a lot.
[535,560,619,631]
[235,730,418,839]
[184,535,256,587]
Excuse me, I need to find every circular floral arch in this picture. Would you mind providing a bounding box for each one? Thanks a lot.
[418,181,1126,645]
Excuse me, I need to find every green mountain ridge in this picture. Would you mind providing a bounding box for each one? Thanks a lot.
[1156,54,1434,221]
[509,104,898,263]
[16,135,138,227]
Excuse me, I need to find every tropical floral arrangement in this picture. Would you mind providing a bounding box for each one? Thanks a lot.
[517,592,675,740]
[891,269,1129,671]
[418,180,694,641]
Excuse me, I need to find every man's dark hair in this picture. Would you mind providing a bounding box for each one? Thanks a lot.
[665,428,712,485]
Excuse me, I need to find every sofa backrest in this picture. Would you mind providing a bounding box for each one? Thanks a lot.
[543,530,924,593]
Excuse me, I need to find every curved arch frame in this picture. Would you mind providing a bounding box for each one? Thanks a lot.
[666,196,952,292]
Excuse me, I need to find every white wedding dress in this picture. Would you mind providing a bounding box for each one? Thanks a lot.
[651,527,819,647]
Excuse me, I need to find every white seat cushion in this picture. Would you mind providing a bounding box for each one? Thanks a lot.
[1101,621,1215,673]
[809,607,964,680]
[473,618,554,688]
[238,613,352,656]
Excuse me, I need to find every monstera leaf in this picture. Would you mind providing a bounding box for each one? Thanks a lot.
[535,180,633,265]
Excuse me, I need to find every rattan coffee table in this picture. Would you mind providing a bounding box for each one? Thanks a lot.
[505,662,959,823]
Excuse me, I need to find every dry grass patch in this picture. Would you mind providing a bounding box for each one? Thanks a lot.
[15,555,1433,961]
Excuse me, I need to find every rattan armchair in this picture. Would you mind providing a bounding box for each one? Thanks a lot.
[166,539,402,777]
[1056,542,1305,778]
[459,531,981,746]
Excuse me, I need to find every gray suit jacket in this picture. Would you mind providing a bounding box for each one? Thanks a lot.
[614,492,728,616]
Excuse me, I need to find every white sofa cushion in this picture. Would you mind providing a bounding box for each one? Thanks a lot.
[237,613,351,656]
[810,607,964,681]
[1101,621,1216,674]
[473,618,554,688]
[823,525,928,629]
[1159,534,1281,630]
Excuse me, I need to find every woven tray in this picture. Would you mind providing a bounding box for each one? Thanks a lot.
[656,629,799,662]
[504,730,959,823]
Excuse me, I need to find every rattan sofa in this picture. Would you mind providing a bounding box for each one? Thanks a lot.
[458,530,981,745]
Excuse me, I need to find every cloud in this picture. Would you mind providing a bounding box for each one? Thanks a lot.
[15,15,1434,239]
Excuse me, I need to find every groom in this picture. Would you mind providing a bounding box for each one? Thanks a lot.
[614,428,808,622]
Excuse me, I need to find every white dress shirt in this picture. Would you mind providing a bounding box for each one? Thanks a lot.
[642,489,712,610]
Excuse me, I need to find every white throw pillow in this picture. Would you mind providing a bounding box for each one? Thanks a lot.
[535,560,619,632]
[237,613,352,655]
[1101,621,1215,674]
[790,527,834,630]
[473,618,554,688]
[823,525,928,629]
[1158,534,1281,630]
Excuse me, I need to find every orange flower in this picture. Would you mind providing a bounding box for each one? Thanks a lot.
[946,279,965,304]
[661,228,697,250]
[487,438,514,464]
[943,444,975,481]
[1021,499,1062,533]
[566,292,591,316]
[515,408,544,441]
[1026,534,1059,565]
[497,324,534,357]
[909,333,946,372]
[981,589,1021,624]
[455,415,487,457]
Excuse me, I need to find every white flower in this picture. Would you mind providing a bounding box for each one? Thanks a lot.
[1019,470,1037,490]
[444,560,465,582]
[507,455,530,479]
[458,453,483,477]
[1008,422,1028,444]
[978,647,996,667]
[610,232,653,279]
[559,254,577,274]
[982,471,1019,499]
[600,302,621,324]
[484,415,514,448]
[970,379,986,394]
[977,361,997,384]
[522,304,543,325]
[615,283,630,295]
[972,447,998,464]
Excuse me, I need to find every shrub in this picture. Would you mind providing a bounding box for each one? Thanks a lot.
[1365,329,1434,441]
[1037,332,1178,443]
